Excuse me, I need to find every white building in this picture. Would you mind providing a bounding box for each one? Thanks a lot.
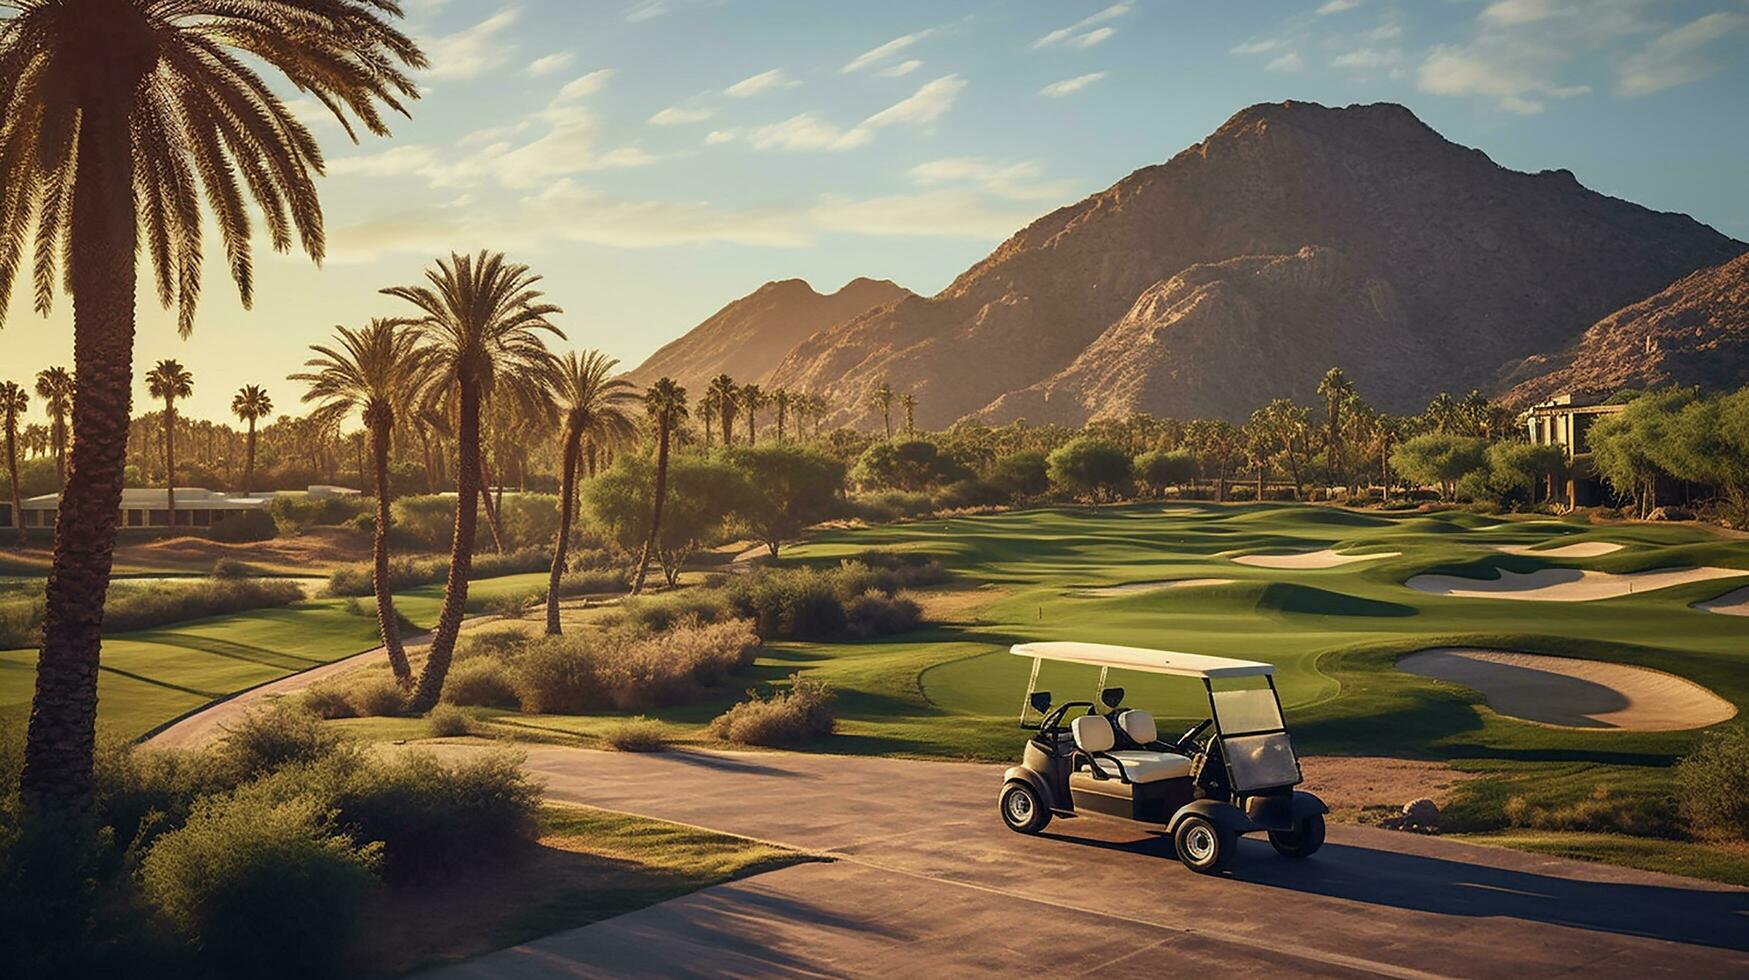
[0,485,359,531]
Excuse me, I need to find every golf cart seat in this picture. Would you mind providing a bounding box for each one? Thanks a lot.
[1071,715,1193,784]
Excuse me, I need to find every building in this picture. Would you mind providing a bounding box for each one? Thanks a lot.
[0,485,359,531]
[1523,393,1626,508]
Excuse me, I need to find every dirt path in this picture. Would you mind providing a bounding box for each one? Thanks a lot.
[420,745,1747,978]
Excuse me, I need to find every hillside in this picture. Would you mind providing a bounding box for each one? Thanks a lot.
[625,277,910,394]
[761,100,1742,428]
[1503,252,1749,406]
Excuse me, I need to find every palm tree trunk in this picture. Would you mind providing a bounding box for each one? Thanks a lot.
[631,420,671,595]
[163,402,176,528]
[478,455,505,553]
[23,102,135,810]
[51,417,66,487]
[410,378,482,712]
[6,425,23,548]
[244,419,257,494]
[546,420,582,635]
[371,414,411,686]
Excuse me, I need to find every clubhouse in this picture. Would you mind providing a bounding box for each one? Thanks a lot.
[1522,393,1627,508]
[0,485,359,531]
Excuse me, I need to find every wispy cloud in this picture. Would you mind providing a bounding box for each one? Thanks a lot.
[1316,0,1362,15]
[1267,51,1306,72]
[423,10,519,80]
[704,129,740,145]
[907,157,1077,201]
[1040,72,1107,97]
[1618,12,1747,96]
[1033,3,1132,49]
[623,0,667,22]
[526,52,574,76]
[648,105,716,126]
[1230,38,1285,55]
[843,29,935,74]
[877,59,924,78]
[725,68,799,98]
[1332,47,1403,70]
[555,69,615,101]
[743,75,967,152]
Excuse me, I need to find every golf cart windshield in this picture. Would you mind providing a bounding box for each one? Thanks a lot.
[1209,683,1298,791]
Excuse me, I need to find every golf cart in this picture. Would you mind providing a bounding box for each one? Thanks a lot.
[998,641,1327,874]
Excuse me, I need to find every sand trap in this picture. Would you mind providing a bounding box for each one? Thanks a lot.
[1231,548,1401,569]
[1694,585,1749,617]
[1494,541,1624,558]
[1071,578,1237,596]
[1407,565,1747,602]
[1161,507,1206,517]
[1398,648,1736,731]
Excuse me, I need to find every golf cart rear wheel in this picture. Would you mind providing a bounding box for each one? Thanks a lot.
[1000,781,1051,834]
[1268,814,1326,858]
[1173,815,1234,874]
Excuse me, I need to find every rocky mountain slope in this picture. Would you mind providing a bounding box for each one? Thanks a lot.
[624,277,910,395]
[1502,252,1749,406]
[758,101,1742,428]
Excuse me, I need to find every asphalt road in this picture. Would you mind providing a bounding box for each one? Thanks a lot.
[423,745,1749,979]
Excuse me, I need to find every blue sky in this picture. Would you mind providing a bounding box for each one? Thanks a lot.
[4,0,1747,422]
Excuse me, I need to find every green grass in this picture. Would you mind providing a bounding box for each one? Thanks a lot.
[355,802,806,975]
[0,570,562,740]
[1451,831,1749,885]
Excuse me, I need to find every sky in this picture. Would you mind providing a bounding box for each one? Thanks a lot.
[3,0,1748,424]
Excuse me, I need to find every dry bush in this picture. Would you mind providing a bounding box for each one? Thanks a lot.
[425,705,474,738]
[443,658,521,708]
[349,675,408,717]
[599,717,668,752]
[300,681,358,720]
[1676,725,1749,840]
[512,618,758,714]
[707,676,835,746]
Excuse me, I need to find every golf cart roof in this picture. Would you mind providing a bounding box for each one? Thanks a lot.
[1010,642,1274,679]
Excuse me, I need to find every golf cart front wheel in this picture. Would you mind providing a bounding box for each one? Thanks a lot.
[1173,815,1235,874]
[1000,781,1051,834]
[1268,814,1326,858]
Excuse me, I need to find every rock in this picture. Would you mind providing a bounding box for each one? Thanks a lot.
[1379,797,1441,833]
[1646,507,1695,522]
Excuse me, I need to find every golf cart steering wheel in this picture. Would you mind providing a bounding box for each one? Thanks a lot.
[1038,701,1095,740]
[1176,718,1213,751]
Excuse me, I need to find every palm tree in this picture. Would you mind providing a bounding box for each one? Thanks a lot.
[290,320,429,685]
[144,359,193,527]
[384,251,562,712]
[1424,391,1461,434]
[707,374,738,446]
[33,367,73,486]
[873,381,895,438]
[2,382,27,547]
[699,393,717,449]
[900,392,917,436]
[773,388,790,442]
[739,384,765,444]
[545,350,636,634]
[632,378,688,595]
[0,0,422,809]
[24,423,49,460]
[1316,367,1354,487]
[231,385,272,494]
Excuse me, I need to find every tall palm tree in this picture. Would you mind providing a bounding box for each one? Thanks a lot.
[1316,367,1354,486]
[707,374,737,446]
[144,359,192,526]
[699,393,716,449]
[899,392,917,436]
[33,367,73,486]
[545,351,636,634]
[385,251,562,711]
[289,319,429,685]
[0,0,423,809]
[773,388,790,442]
[632,378,687,595]
[2,382,27,547]
[231,385,272,494]
[873,381,895,438]
[24,423,49,459]
[739,383,766,444]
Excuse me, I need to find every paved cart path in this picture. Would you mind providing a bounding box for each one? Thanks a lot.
[422,745,1749,979]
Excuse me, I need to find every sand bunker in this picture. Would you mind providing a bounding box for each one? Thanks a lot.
[1071,578,1237,596]
[1694,585,1749,617]
[1398,648,1736,731]
[1494,541,1624,558]
[1161,507,1206,517]
[1231,549,1401,569]
[1407,565,1747,602]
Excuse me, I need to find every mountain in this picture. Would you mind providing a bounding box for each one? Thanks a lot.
[1502,252,1749,406]
[761,100,1743,428]
[625,277,911,395]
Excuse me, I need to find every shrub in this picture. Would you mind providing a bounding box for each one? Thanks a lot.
[1676,725,1749,840]
[425,706,474,738]
[219,702,342,778]
[848,489,934,523]
[845,591,922,638]
[488,593,532,620]
[511,619,759,714]
[612,591,736,633]
[0,578,307,648]
[327,547,550,597]
[1134,449,1196,496]
[94,741,242,855]
[556,568,629,596]
[205,508,278,543]
[932,478,1006,510]
[139,792,380,979]
[599,717,668,752]
[1047,438,1132,501]
[513,636,600,714]
[268,494,370,534]
[210,558,251,579]
[456,628,532,663]
[708,676,836,746]
[1502,784,1678,838]
[984,450,1050,499]
[348,675,408,717]
[300,682,359,720]
[443,658,521,708]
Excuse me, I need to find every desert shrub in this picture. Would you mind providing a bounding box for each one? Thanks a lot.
[443,658,521,708]
[511,619,758,713]
[1676,725,1749,840]
[933,478,1006,510]
[327,547,549,597]
[513,636,600,714]
[348,675,408,717]
[847,489,934,523]
[1134,449,1196,496]
[488,593,532,620]
[210,558,251,579]
[984,450,1049,499]
[1047,438,1132,502]
[628,618,760,690]
[219,702,342,778]
[0,578,305,648]
[599,717,668,752]
[205,508,278,543]
[425,705,474,738]
[268,494,370,534]
[456,627,532,663]
[845,591,922,638]
[1502,784,1678,838]
[707,676,835,746]
[139,792,380,979]
[612,591,736,633]
[556,568,629,596]
[387,495,457,551]
[94,741,243,855]
[300,681,359,720]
